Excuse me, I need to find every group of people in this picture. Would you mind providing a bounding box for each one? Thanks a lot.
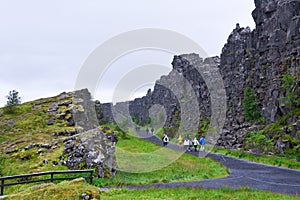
[162,134,206,151]
[146,127,154,135]
[181,136,206,152]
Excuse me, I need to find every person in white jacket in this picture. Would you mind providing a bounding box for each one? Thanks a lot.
[193,137,199,151]
[162,134,169,146]
[183,138,189,151]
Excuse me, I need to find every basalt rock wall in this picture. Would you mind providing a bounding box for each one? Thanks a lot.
[98,0,300,150]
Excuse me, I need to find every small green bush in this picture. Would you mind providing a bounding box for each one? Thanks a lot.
[242,87,261,121]
[280,71,300,109]
[244,131,273,153]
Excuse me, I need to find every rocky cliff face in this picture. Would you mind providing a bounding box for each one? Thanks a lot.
[98,0,300,153]
[39,89,118,177]
[218,0,300,149]
[222,0,300,126]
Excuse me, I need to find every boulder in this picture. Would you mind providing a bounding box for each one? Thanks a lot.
[62,129,118,178]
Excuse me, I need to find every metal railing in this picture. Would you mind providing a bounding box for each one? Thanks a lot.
[0,169,93,196]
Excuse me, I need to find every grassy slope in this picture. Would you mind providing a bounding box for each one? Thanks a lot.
[93,132,228,187]
[0,93,81,194]
[100,187,299,200]
[5,181,299,200]
[3,178,101,200]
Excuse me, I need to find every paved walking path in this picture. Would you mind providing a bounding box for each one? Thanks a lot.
[101,131,300,196]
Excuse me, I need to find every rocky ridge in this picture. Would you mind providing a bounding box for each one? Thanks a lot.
[98,0,300,154]
[0,89,118,178]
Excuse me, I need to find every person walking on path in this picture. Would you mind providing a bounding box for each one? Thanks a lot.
[183,138,189,151]
[151,127,154,135]
[188,138,193,152]
[178,135,183,149]
[193,137,199,151]
[199,136,206,151]
[162,133,169,146]
[146,128,149,135]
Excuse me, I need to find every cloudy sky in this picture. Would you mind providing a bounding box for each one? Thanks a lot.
[0,0,255,106]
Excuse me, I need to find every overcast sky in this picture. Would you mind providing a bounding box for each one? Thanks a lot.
[0,0,255,106]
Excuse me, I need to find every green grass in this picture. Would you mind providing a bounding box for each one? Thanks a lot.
[0,144,72,195]
[3,178,101,200]
[100,187,299,200]
[0,93,86,195]
[5,182,299,200]
[93,134,228,187]
[212,148,300,170]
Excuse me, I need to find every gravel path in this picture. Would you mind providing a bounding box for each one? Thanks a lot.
[100,131,300,196]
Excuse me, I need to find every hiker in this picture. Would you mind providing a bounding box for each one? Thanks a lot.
[183,138,189,151]
[151,127,154,135]
[193,137,199,151]
[188,138,193,151]
[162,133,169,146]
[199,136,206,151]
[178,135,183,148]
[146,127,149,134]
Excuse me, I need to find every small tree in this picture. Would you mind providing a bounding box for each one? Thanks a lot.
[242,87,261,121]
[4,90,21,114]
[6,90,21,106]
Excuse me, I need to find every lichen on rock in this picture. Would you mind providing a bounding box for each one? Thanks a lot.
[62,128,118,178]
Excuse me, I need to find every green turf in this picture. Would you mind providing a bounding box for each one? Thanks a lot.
[93,134,229,187]
[100,187,299,200]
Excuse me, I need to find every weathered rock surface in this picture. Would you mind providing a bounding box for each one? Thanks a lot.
[62,129,118,178]
[45,88,98,131]
[217,0,300,151]
[45,89,118,177]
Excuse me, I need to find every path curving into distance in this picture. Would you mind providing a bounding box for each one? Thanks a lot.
[101,131,300,196]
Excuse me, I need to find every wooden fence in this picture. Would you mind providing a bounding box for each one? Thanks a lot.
[0,169,93,196]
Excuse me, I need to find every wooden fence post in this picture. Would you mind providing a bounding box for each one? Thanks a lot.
[1,179,4,196]
[89,171,93,184]
[51,173,54,182]
[0,170,94,196]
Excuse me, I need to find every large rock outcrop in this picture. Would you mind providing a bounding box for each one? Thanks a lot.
[46,89,118,177]
[62,129,118,178]
[218,0,300,149]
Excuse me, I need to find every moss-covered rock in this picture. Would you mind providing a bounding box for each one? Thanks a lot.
[62,128,118,178]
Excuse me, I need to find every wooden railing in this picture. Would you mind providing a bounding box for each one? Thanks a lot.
[0,169,93,196]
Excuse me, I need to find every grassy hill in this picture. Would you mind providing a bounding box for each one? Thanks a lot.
[0,91,229,196]
[0,92,78,174]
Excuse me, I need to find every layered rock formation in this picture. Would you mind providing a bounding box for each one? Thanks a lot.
[46,89,118,177]
[218,0,300,148]
[98,0,300,153]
